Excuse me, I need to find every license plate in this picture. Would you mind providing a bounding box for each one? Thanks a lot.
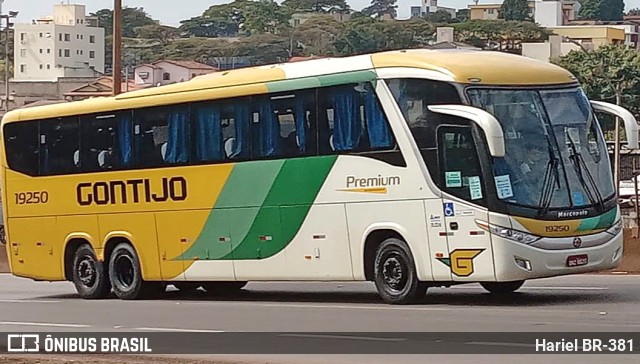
[567,254,588,267]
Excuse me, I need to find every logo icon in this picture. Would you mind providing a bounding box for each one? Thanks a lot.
[443,202,455,217]
[437,249,485,277]
[7,334,40,352]
[573,237,582,248]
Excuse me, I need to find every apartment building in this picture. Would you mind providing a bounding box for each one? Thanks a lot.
[468,0,580,26]
[13,3,105,81]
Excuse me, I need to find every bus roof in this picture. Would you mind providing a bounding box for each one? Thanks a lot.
[2,49,577,124]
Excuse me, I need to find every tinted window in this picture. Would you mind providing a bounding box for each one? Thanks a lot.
[318,83,395,155]
[40,118,80,175]
[386,79,461,181]
[80,112,133,172]
[133,105,189,168]
[438,126,486,205]
[4,121,39,176]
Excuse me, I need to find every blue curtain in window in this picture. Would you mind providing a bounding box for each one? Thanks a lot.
[233,103,250,158]
[364,89,393,148]
[332,87,361,151]
[255,98,279,157]
[295,96,307,152]
[118,114,132,167]
[165,108,189,164]
[195,105,222,161]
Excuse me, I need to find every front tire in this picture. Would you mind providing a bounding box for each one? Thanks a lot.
[108,243,163,300]
[374,238,427,304]
[72,244,111,299]
[480,280,525,294]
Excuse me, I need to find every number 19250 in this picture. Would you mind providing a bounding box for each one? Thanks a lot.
[15,191,49,205]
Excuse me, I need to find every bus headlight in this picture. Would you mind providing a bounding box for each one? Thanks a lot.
[605,220,622,236]
[476,220,541,245]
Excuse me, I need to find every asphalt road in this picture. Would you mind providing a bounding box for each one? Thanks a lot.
[0,273,639,363]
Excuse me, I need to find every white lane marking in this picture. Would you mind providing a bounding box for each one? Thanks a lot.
[280,333,406,342]
[257,303,449,311]
[0,321,90,328]
[0,299,62,303]
[466,341,534,348]
[449,286,608,291]
[134,327,225,333]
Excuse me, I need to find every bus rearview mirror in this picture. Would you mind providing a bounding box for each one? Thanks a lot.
[428,104,506,158]
[590,100,639,150]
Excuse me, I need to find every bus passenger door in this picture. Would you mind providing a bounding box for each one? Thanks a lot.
[424,199,452,281]
[437,125,495,282]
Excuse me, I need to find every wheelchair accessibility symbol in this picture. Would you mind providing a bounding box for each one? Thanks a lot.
[443,202,455,217]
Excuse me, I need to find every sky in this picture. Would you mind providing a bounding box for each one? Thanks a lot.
[2,0,640,27]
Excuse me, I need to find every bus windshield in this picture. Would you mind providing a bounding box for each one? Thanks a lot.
[468,87,614,211]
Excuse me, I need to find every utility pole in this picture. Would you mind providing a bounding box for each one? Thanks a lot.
[112,0,122,95]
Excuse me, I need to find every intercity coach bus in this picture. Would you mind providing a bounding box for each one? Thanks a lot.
[1,49,637,304]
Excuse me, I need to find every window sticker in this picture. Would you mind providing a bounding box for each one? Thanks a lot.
[494,175,514,199]
[469,176,483,200]
[445,171,462,188]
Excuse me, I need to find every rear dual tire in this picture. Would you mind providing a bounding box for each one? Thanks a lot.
[108,243,165,300]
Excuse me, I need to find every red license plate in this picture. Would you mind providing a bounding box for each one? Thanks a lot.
[567,254,588,267]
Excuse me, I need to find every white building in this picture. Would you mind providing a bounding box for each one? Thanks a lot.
[411,0,457,18]
[134,60,218,86]
[13,4,105,82]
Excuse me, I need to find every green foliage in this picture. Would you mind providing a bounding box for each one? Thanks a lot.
[91,7,156,38]
[427,10,454,24]
[282,0,350,13]
[579,0,624,20]
[456,9,470,22]
[362,0,398,19]
[553,44,640,131]
[134,25,180,45]
[333,17,433,55]
[453,20,549,53]
[499,0,531,21]
[293,15,345,56]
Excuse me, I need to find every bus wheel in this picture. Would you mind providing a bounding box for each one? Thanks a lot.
[202,281,248,295]
[374,238,427,304]
[72,244,111,299]
[480,280,525,294]
[108,243,161,300]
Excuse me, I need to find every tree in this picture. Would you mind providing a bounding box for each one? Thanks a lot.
[579,0,624,21]
[362,0,398,19]
[553,44,640,120]
[282,0,350,13]
[427,9,453,23]
[134,25,180,45]
[91,7,157,37]
[499,0,531,21]
[243,0,291,34]
[456,9,470,22]
[293,14,345,56]
[628,8,640,16]
[453,20,549,53]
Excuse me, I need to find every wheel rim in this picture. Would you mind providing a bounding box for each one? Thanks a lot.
[77,255,97,288]
[382,253,408,292]
[114,253,135,288]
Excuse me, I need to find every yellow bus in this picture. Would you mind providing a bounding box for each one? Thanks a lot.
[2,49,636,303]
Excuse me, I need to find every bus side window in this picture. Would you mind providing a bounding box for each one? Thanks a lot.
[80,112,132,172]
[39,117,80,175]
[3,121,39,176]
[133,105,189,168]
[437,126,486,205]
[317,83,395,156]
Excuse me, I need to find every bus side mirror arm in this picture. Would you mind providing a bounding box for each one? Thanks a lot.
[590,100,639,149]
[428,105,506,158]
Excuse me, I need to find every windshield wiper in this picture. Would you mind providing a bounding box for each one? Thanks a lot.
[565,130,605,212]
[538,147,561,217]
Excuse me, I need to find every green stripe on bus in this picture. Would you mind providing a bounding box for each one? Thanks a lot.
[266,70,378,93]
[576,208,617,231]
[221,155,338,260]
